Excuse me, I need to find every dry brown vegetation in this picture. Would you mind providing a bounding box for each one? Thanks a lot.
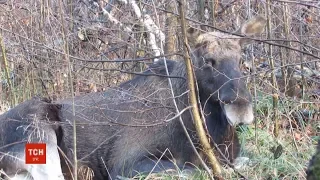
[0,0,319,179]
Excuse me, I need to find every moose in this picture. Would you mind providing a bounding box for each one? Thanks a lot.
[306,140,320,180]
[0,16,266,180]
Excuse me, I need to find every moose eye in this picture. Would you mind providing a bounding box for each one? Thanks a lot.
[206,58,216,67]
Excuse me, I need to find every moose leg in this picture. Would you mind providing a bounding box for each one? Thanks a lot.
[6,172,33,180]
[1,142,64,180]
[1,150,64,180]
[26,142,64,180]
[112,158,194,179]
[133,158,190,172]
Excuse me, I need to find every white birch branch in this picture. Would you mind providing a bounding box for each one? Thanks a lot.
[96,1,132,33]
[99,0,165,61]
[127,0,165,42]
[124,0,165,61]
[101,8,132,33]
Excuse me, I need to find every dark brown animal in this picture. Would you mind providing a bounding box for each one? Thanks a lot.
[57,16,266,179]
[307,140,320,180]
[0,97,64,180]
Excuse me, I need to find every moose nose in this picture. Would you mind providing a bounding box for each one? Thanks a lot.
[217,59,252,104]
[219,79,243,104]
[219,85,252,105]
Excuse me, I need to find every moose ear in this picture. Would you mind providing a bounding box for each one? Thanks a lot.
[238,16,267,47]
[186,26,201,47]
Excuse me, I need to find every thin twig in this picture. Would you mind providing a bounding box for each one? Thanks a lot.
[58,0,78,179]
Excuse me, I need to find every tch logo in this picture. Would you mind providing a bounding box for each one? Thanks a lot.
[25,143,46,164]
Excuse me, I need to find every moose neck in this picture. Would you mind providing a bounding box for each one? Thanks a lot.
[168,60,230,144]
[200,96,230,144]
